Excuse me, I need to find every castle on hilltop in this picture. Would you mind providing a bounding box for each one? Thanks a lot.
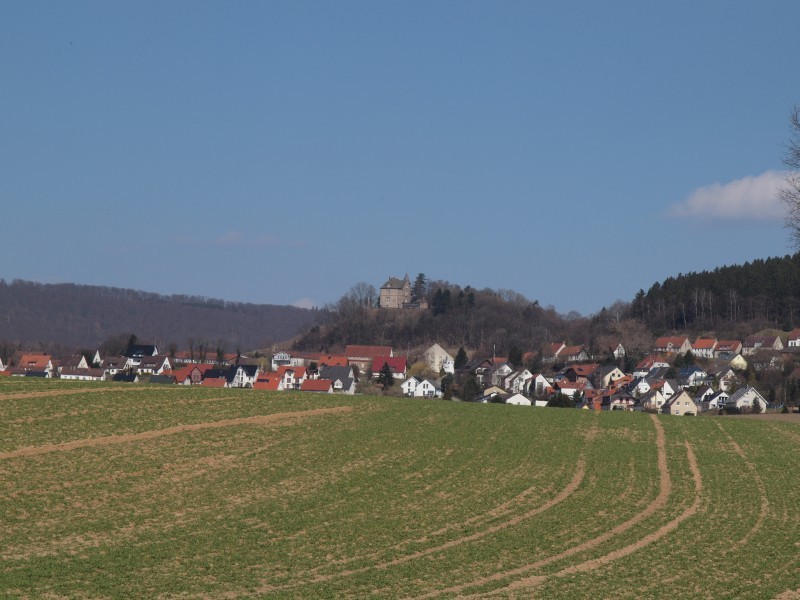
[379,274,428,310]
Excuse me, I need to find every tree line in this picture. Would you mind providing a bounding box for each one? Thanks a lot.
[628,254,800,333]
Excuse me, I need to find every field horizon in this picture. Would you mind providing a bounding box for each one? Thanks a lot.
[1,379,798,598]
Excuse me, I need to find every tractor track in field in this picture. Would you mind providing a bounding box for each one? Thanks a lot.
[0,406,353,460]
[295,425,598,587]
[0,387,152,401]
[714,421,769,549]
[415,414,703,599]
[294,425,598,583]
[249,423,599,596]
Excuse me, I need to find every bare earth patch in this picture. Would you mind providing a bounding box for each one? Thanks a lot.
[0,406,353,460]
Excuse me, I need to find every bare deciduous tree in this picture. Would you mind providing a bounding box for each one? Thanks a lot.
[780,105,800,247]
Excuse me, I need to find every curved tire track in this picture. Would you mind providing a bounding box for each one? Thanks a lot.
[0,406,353,460]
[302,425,598,586]
[714,421,769,549]
[416,414,702,599]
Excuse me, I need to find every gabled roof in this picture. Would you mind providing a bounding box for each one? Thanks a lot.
[716,340,742,351]
[787,328,800,341]
[18,353,52,369]
[381,274,409,290]
[125,344,158,358]
[201,377,228,387]
[654,336,689,349]
[275,365,307,379]
[558,345,586,357]
[319,365,353,381]
[254,376,281,390]
[301,379,333,392]
[565,363,599,377]
[372,356,406,372]
[202,368,237,383]
[318,355,349,367]
[635,355,669,370]
[692,338,717,350]
[345,345,393,360]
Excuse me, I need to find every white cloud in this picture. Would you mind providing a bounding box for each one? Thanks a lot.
[668,171,787,220]
[292,297,316,309]
[214,230,244,246]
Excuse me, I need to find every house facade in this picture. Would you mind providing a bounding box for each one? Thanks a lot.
[422,343,455,374]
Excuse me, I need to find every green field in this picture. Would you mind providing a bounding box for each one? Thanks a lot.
[1,379,798,599]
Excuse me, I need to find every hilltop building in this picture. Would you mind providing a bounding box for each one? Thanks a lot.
[379,275,411,308]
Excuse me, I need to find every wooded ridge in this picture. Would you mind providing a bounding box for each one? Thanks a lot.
[0,279,321,352]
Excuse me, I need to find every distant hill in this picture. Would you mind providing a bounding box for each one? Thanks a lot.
[0,279,322,351]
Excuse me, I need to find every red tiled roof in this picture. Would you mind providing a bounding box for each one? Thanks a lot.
[345,345,393,359]
[692,339,717,350]
[372,356,406,372]
[201,377,227,387]
[318,355,348,367]
[18,354,51,369]
[654,336,689,348]
[301,379,332,392]
[275,365,307,379]
[254,377,281,391]
[569,363,599,376]
[716,340,742,351]
[558,345,585,357]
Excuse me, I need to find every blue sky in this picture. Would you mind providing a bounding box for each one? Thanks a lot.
[2,1,799,315]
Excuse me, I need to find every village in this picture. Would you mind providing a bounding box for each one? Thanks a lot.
[4,329,800,416]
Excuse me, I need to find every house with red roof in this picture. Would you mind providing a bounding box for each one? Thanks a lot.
[742,335,784,356]
[275,365,308,390]
[16,352,54,376]
[653,336,692,355]
[563,363,599,383]
[691,338,718,359]
[200,377,228,388]
[371,356,407,379]
[787,329,800,348]
[301,379,333,393]
[253,375,282,391]
[557,345,589,363]
[715,340,743,357]
[318,354,349,367]
[345,345,394,373]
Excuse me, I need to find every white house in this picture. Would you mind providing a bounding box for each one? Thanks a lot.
[491,363,514,387]
[705,390,730,411]
[691,339,718,359]
[422,343,455,374]
[504,369,533,395]
[724,387,767,413]
[526,373,552,397]
[401,376,439,398]
[505,393,531,406]
[638,389,667,412]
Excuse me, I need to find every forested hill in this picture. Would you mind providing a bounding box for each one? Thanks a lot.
[629,253,800,333]
[0,280,322,351]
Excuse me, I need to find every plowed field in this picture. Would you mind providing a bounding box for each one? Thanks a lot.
[0,379,797,598]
